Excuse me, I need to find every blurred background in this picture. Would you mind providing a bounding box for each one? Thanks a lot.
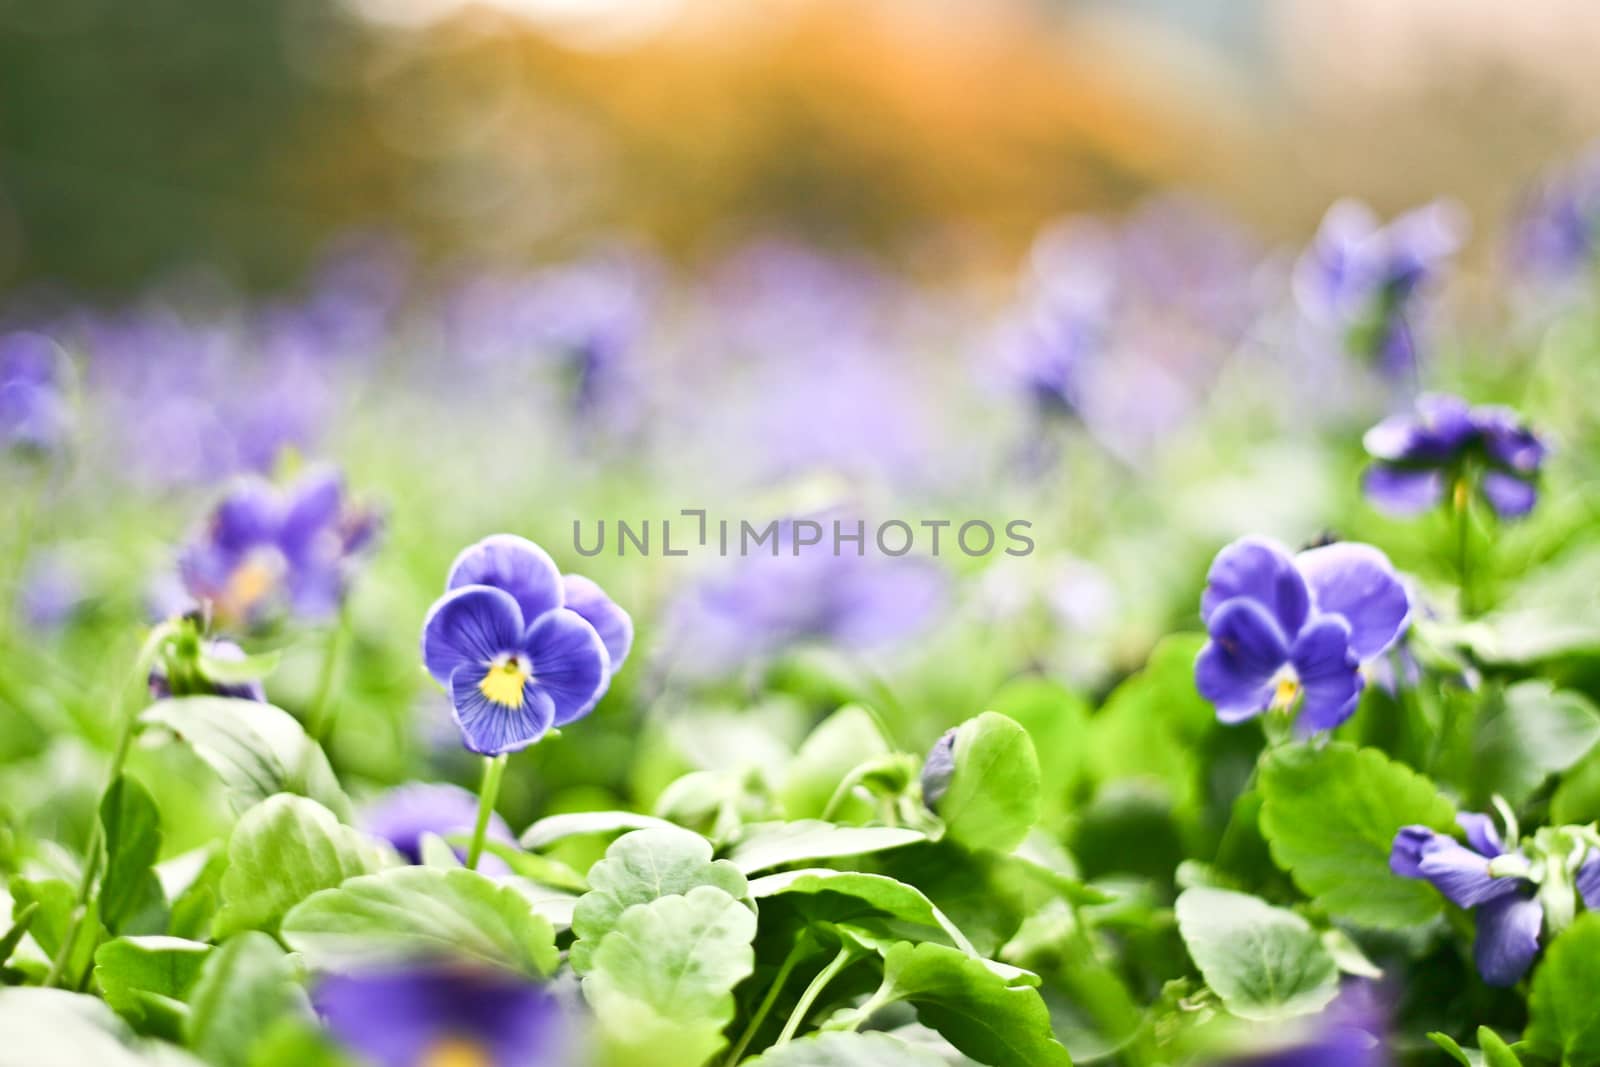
[3,0,1600,291]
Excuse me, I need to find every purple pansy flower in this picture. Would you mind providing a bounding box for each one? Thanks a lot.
[314,963,570,1067]
[421,535,628,755]
[1363,394,1549,519]
[178,466,381,629]
[1294,199,1464,380]
[360,782,515,875]
[1211,981,1390,1067]
[1390,812,1544,987]
[0,330,72,454]
[1510,143,1600,286]
[1195,538,1409,733]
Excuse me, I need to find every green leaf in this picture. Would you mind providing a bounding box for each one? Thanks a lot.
[140,698,350,821]
[726,821,926,874]
[195,648,281,686]
[746,1031,946,1066]
[1427,1032,1473,1067]
[1477,1026,1524,1067]
[186,932,310,1067]
[1087,634,1214,812]
[779,705,892,821]
[1258,742,1457,929]
[1472,682,1600,807]
[986,678,1092,821]
[519,810,679,850]
[1526,911,1600,1064]
[0,899,38,968]
[570,826,748,973]
[1174,888,1339,1022]
[844,941,1072,1067]
[281,866,558,978]
[748,868,975,953]
[99,776,164,935]
[93,936,211,1040]
[934,712,1041,854]
[213,795,389,938]
[0,988,202,1067]
[582,885,758,1067]
[10,876,102,986]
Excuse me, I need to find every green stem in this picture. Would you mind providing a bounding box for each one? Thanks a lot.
[1454,480,1476,618]
[306,603,351,744]
[45,623,172,988]
[466,754,509,871]
[723,936,809,1065]
[774,946,856,1046]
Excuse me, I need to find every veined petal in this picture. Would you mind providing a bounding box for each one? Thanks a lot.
[522,607,609,726]
[450,665,556,755]
[1200,537,1310,638]
[562,574,634,671]
[1290,614,1363,734]
[1473,894,1543,988]
[1416,839,1524,908]
[1295,542,1409,660]
[1578,851,1600,911]
[1391,825,1443,879]
[1195,598,1291,723]
[421,585,525,688]
[1456,812,1505,858]
[1362,465,1444,516]
[1480,471,1538,520]
[447,535,564,627]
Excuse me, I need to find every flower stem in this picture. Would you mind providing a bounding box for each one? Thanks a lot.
[306,602,351,744]
[723,936,809,1065]
[45,623,172,988]
[466,754,509,871]
[774,946,856,1047]
[1454,478,1476,617]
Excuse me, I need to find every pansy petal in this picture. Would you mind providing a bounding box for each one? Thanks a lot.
[522,607,609,726]
[1474,894,1543,988]
[1362,465,1444,516]
[562,574,634,671]
[360,783,514,874]
[1295,542,1410,660]
[1195,598,1291,723]
[1416,839,1523,908]
[1480,471,1538,520]
[211,479,284,554]
[279,466,344,560]
[421,585,525,688]
[1391,825,1442,879]
[1474,405,1548,473]
[1200,537,1310,637]
[1456,812,1504,858]
[1290,614,1363,734]
[450,665,556,755]
[1578,852,1600,911]
[446,535,565,626]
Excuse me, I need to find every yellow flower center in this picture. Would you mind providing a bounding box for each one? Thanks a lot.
[478,655,531,708]
[1271,668,1301,710]
[421,1036,494,1067]
[222,549,285,617]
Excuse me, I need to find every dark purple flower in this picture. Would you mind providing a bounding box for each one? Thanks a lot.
[421,536,625,755]
[148,638,266,703]
[360,783,515,874]
[314,963,569,1067]
[1390,813,1541,987]
[1195,538,1408,733]
[0,330,71,454]
[179,466,381,628]
[1363,394,1549,520]
[1294,199,1464,379]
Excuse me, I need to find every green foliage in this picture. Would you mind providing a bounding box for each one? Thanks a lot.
[99,777,164,936]
[727,821,926,874]
[1174,888,1339,1021]
[1526,912,1600,1064]
[185,933,309,1067]
[1259,742,1457,928]
[280,866,559,977]
[745,1032,945,1066]
[935,712,1042,854]
[1469,681,1600,807]
[94,936,211,1040]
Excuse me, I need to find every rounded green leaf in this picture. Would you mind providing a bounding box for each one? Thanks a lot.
[727,821,926,875]
[934,712,1041,854]
[582,884,758,1067]
[1175,887,1339,1022]
[280,866,558,978]
[746,1031,946,1066]
[748,868,975,953]
[1258,742,1456,929]
[185,932,310,1067]
[1526,912,1600,1064]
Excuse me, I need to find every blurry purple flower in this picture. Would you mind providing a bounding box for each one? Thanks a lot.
[148,638,266,702]
[664,521,946,680]
[421,535,625,754]
[360,782,515,875]
[179,466,381,629]
[1363,394,1548,520]
[1294,199,1465,380]
[1211,981,1390,1067]
[920,728,957,810]
[1195,538,1408,733]
[16,549,89,632]
[0,331,71,454]
[1391,813,1541,987]
[1510,144,1600,286]
[314,963,570,1067]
